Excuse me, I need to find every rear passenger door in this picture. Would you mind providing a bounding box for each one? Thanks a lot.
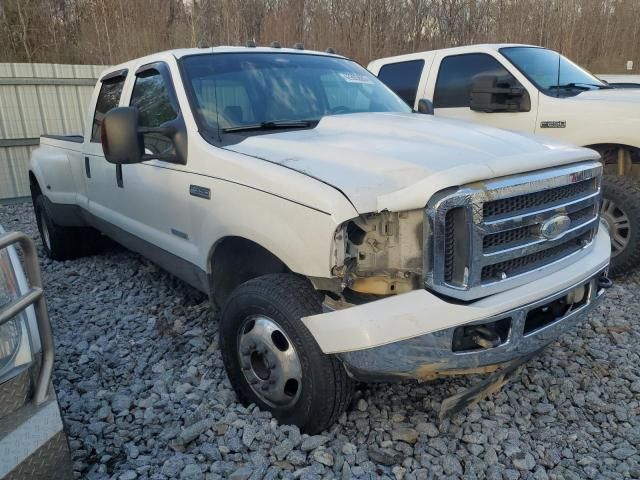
[83,70,127,222]
[427,53,538,133]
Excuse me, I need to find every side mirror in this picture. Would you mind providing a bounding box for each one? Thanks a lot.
[470,74,531,113]
[101,107,144,164]
[101,107,188,165]
[417,98,434,115]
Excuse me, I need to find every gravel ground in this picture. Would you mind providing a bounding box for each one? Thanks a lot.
[2,200,639,480]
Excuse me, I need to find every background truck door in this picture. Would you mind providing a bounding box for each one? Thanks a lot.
[425,52,538,133]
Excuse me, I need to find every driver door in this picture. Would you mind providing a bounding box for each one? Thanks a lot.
[116,62,197,264]
[425,52,538,134]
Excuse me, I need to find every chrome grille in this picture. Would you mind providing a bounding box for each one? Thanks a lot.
[483,179,597,219]
[425,161,602,301]
[482,205,595,251]
[481,231,591,281]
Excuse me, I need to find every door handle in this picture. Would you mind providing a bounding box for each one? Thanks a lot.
[84,156,91,178]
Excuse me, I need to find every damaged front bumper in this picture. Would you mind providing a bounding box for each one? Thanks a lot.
[337,267,608,382]
[302,228,611,414]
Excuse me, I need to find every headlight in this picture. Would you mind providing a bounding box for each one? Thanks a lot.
[0,246,32,382]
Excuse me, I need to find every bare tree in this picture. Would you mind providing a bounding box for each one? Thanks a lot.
[0,0,637,73]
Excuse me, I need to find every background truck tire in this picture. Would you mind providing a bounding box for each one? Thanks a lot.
[220,273,354,434]
[34,195,103,260]
[600,174,640,276]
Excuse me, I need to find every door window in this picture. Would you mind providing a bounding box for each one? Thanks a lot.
[130,68,178,155]
[377,60,425,107]
[434,54,518,108]
[91,76,126,142]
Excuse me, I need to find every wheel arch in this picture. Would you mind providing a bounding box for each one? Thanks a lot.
[28,170,42,202]
[207,235,291,308]
[585,143,640,178]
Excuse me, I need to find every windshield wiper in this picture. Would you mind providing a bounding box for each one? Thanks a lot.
[549,82,611,91]
[223,120,316,133]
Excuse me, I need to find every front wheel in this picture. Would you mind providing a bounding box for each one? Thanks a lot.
[600,175,640,276]
[220,274,354,434]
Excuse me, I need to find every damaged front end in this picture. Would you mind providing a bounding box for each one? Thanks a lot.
[328,209,424,296]
[308,161,610,416]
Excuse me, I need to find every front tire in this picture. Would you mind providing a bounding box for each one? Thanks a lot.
[600,175,640,276]
[220,274,354,434]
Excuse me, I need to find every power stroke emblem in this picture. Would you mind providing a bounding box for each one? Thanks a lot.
[538,214,571,240]
[190,185,211,199]
[540,120,566,128]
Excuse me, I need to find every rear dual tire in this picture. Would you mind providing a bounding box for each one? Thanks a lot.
[34,195,103,260]
[220,274,354,434]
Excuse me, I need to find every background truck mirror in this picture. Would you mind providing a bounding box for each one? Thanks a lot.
[417,98,434,115]
[470,73,531,113]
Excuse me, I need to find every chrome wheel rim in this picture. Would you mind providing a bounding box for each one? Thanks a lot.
[39,213,52,251]
[237,315,302,408]
[600,198,630,257]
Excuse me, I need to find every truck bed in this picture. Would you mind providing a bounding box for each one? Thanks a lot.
[41,134,83,143]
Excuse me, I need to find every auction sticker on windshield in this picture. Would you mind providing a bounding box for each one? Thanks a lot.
[339,72,373,84]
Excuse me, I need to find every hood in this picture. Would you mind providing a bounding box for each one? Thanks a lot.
[567,88,640,103]
[226,112,598,213]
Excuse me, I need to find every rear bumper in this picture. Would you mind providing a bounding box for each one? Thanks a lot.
[338,267,607,381]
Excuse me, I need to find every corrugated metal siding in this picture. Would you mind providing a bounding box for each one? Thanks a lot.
[0,63,107,199]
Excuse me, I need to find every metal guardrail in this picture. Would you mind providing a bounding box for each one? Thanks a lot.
[0,232,53,405]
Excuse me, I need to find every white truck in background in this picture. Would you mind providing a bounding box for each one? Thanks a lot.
[369,44,640,276]
[29,46,611,433]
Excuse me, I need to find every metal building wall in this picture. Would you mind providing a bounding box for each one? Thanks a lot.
[0,63,107,200]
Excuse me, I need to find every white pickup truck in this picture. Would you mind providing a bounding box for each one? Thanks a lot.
[369,44,640,276]
[30,46,611,433]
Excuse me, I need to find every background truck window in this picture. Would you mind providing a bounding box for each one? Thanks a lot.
[434,54,517,108]
[91,76,126,142]
[377,60,425,107]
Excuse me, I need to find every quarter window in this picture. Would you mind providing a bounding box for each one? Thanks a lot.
[91,76,126,142]
[434,54,519,108]
[377,60,425,107]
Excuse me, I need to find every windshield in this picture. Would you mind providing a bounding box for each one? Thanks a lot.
[180,52,411,136]
[500,46,607,96]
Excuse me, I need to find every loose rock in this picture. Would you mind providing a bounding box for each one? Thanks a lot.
[4,201,636,480]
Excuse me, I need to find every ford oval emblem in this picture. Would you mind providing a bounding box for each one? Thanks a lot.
[539,214,571,240]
